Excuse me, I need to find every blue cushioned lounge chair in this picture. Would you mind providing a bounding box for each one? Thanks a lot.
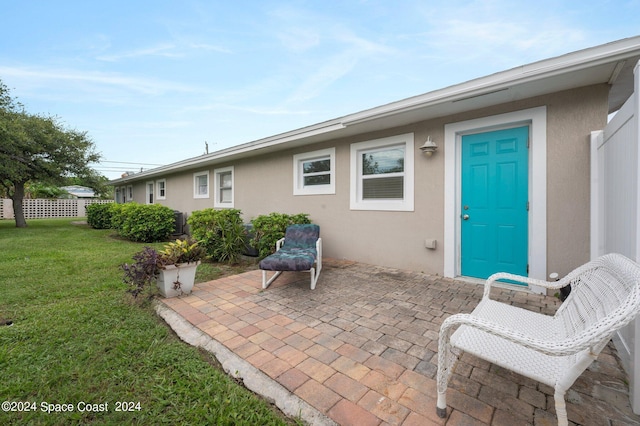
[259,224,322,290]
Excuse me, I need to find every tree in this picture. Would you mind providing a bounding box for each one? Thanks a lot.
[0,80,101,227]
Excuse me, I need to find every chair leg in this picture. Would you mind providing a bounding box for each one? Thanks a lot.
[262,270,282,289]
[310,267,317,290]
[554,390,569,426]
[436,328,455,418]
[436,365,449,418]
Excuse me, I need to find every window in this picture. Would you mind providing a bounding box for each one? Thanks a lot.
[214,166,234,207]
[146,181,154,204]
[157,179,166,200]
[193,171,209,198]
[350,133,414,211]
[293,148,336,195]
[127,185,133,202]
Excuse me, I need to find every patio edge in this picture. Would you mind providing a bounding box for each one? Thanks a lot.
[155,302,337,426]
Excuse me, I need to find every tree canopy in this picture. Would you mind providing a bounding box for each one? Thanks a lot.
[0,79,101,227]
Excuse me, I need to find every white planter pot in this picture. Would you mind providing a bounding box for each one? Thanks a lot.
[157,261,201,298]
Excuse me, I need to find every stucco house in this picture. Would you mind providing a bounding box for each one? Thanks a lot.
[110,36,640,288]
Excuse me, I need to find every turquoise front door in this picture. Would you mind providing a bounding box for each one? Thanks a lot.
[461,126,529,280]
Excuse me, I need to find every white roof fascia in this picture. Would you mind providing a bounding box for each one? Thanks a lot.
[110,121,345,183]
[110,36,640,185]
[342,36,640,126]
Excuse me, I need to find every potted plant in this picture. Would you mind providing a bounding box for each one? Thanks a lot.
[156,238,207,297]
[122,237,207,299]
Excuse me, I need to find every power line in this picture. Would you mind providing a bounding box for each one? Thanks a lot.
[92,160,165,166]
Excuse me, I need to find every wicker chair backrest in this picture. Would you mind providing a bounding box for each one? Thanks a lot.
[554,253,640,341]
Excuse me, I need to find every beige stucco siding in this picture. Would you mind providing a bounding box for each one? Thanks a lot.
[545,84,609,277]
[120,84,609,278]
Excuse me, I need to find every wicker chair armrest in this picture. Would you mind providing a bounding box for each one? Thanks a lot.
[484,273,568,298]
[440,313,591,357]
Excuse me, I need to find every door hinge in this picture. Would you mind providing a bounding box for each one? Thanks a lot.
[526,201,529,211]
[527,264,529,274]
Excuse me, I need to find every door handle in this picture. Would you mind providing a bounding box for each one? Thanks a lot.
[463,214,470,220]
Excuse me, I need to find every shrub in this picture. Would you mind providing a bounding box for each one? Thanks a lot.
[112,203,176,242]
[121,246,163,299]
[159,237,208,264]
[85,203,116,229]
[250,212,311,258]
[187,208,246,263]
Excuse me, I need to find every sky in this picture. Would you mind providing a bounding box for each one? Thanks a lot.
[1,1,639,180]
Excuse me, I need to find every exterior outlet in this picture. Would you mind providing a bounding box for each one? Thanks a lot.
[425,239,437,249]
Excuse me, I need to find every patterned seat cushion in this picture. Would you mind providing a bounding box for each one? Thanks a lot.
[282,224,320,249]
[259,248,317,271]
[259,224,320,272]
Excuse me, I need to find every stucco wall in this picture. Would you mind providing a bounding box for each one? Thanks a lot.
[544,84,609,276]
[119,84,609,278]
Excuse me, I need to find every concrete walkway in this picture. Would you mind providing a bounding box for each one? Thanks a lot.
[157,259,640,425]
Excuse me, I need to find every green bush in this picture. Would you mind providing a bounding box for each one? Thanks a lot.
[187,208,246,263]
[85,203,116,229]
[112,203,176,242]
[250,212,311,258]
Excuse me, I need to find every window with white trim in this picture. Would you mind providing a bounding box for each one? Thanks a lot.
[157,179,166,200]
[350,133,414,211]
[193,171,209,199]
[127,185,133,202]
[146,181,154,204]
[214,166,234,208]
[115,187,123,204]
[293,148,335,195]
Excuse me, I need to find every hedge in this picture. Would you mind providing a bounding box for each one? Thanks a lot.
[111,203,176,242]
[250,212,311,258]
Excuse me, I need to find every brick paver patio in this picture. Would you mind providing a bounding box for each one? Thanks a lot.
[159,259,640,425]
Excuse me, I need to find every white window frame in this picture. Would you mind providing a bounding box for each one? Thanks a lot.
[350,133,414,211]
[156,179,166,200]
[293,148,336,195]
[127,185,133,202]
[214,166,234,208]
[146,181,154,204]
[193,171,210,199]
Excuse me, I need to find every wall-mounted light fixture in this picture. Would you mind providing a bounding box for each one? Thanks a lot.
[419,136,438,156]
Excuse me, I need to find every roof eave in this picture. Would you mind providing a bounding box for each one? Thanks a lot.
[109,36,640,185]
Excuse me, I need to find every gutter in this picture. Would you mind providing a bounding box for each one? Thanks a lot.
[111,36,640,185]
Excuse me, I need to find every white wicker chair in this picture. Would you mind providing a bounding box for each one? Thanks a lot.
[436,253,640,426]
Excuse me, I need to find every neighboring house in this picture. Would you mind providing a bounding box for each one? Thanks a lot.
[60,185,97,199]
[110,36,640,288]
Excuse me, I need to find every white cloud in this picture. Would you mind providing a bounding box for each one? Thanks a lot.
[285,52,360,103]
[0,66,195,97]
[283,26,396,103]
[409,1,590,67]
[96,43,183,62]
[278,27,321,52]
[185,102,310,116]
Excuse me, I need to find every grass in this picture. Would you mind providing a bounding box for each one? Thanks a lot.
[0,219,291,425]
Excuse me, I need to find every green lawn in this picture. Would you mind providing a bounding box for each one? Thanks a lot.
[0,219,291,425]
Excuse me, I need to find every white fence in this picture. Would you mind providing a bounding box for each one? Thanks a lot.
[591,59,640,412]
[0,198,113,220]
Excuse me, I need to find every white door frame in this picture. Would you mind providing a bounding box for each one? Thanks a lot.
[443,106,547,291]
